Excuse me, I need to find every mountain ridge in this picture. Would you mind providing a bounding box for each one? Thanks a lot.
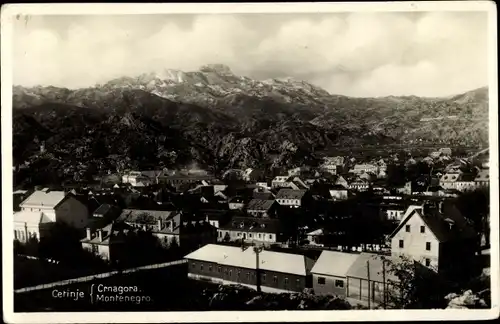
[12,65,489,183]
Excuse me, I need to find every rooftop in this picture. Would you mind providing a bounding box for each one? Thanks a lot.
[117,209,176,224]
[185,244,313,276]
[311,251,360,278]
[276,189,307,200]
[346,253,400,282]
[247,199,275,211]
[19,190,67,209]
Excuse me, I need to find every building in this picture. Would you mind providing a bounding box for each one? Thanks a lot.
[349,179,370,192]
[454,174,477,192]
[271,176,293,189]
[80,222,128,262]
[439,173,461,190]
[305,228,324,246]
[158,170,215,187]
[329,185,349,201]
[217,216,283,245]
[117,209,216,248]
[185,244,314,293]
[242,168,263,182]
[275,189,308,208]
[389,202,477,273]
[335,176,349,189]
[474,169,489,188]
[246,199,277,218]
[252,190,275,201]
[349,164,379,175]
[287,166,310,177]
[311,251,360,297]
[228,197,246,210]
[14,189,89,242]
[122,171,153,187]
[345,253,400,307]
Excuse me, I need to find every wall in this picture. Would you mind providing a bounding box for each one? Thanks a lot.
[312,273,347,297]
[390,213,440,269]
[346,277,387,304]
[55,197,89,229]
[187,259,306,293]
[217,229,277,244]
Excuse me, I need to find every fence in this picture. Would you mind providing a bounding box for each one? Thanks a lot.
[14,259,187,294]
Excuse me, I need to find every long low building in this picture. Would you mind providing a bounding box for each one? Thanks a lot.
[185,244,315,293]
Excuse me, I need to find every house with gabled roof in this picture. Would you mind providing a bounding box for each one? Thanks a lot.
[14,189,89,243]
[474,169,489,188]
[80,221,130,262]
[389,202,477,273]
[246,199,277,218]
[275,189,308,208]
[311,251,360,297]
[217,216,283,245]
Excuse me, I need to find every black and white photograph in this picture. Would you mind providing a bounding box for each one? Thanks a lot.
[2,2,498,323]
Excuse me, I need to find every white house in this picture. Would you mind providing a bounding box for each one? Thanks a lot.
[122,171,153,187]
[329,185,349,201]
[311,251,359,297]
[271,176,292,189]
[389,203,477,272]
[14,189,89,242]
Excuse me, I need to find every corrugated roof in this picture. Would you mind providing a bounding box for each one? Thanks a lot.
[19,190,67,208]
[311,251,360,277]
[184,244,312,276]
[276,189,307,200]
[346,253,400,282]
[247,199,275,211]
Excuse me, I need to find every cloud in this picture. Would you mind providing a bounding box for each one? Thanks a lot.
[12,12,489,97]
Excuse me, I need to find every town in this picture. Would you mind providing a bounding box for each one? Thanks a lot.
[13,145,491,310]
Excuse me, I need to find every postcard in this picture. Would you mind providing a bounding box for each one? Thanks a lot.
[1,2,498,323]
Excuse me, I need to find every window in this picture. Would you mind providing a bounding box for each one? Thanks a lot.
[273,276,278,284]
[317,277,326,285]
[224,268,228,275]
[237,270,241,278]
[425,258,431,267]
[218,231,222,237]
[335,280,344,288]
[249,233,253,238]
[246,272,250,280]
[218,266,221,273]
[200,263,204,271]
[229,270,232,277]
[262,273,266,282]
[296,279,301,287]
[269,234,273,240]
[284,278,289,287]
[426,242,431,251]
[208,265,212,272]
[191,262,196,269]
[91,244,98,254]
[238,232,241,237]
[420,226,425,233]
[405,225,411,232]
[399,240,404,248]
[258,233,261,238]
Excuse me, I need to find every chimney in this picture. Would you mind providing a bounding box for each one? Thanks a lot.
[97,229,103,242]
[157,219,163,231]
[86,227,91,240]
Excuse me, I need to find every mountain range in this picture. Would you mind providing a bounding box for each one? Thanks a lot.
[12,64,489,178]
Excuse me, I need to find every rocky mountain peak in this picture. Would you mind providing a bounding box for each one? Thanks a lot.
[199,64,234,75]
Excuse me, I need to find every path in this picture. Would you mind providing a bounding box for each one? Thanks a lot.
[14,259,187,294]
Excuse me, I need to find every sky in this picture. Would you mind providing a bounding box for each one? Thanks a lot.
[12,12,490,97]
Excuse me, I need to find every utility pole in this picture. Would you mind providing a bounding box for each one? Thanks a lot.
[254,245,263,293]
[367,260,371,309]
[382,258,387,309]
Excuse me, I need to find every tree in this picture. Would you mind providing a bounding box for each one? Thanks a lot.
[381,255,449,309]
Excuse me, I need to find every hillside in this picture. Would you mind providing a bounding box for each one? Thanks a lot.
[12,65,489,184]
